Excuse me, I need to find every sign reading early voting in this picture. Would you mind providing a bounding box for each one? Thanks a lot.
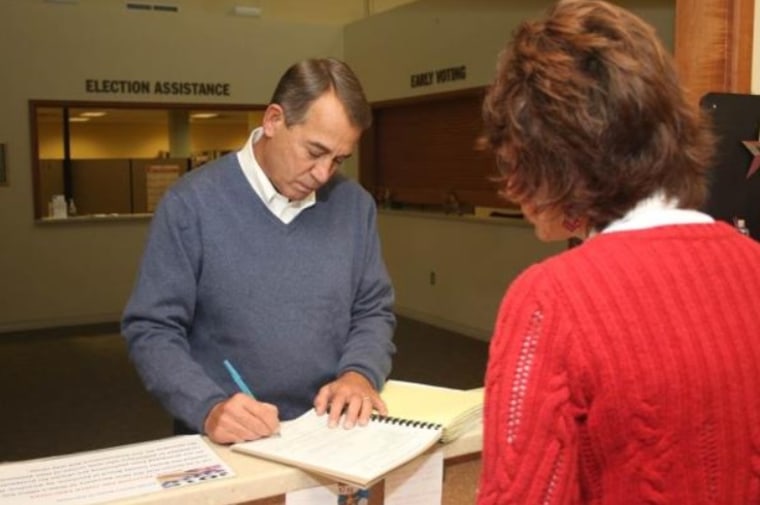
[410,65,466,88]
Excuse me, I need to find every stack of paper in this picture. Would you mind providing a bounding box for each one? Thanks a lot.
[380,380,484,443]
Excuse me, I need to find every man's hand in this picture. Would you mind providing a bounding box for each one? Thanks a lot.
[203,393,280,444]
[313,371,388,429]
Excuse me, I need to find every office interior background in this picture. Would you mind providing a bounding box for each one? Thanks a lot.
[0,0,755,462]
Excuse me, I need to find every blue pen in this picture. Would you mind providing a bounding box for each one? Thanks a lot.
[223,359,255,398]
[224,359,281,437]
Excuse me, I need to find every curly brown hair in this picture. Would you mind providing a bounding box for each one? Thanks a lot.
[481,0,715,231]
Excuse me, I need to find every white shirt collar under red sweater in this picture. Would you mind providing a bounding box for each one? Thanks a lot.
[593,191,714,237]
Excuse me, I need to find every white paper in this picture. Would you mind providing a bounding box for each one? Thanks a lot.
[384,449,444,505]
[0,435,234,505]
[235,409,441,487]
[286,484,338,505]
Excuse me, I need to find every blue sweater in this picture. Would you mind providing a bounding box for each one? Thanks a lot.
[122,154,396,432]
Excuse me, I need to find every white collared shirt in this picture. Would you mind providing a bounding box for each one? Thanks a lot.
[236,127,316,224]
[596,191,714,237]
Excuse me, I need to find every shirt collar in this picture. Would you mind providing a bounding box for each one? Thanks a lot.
[236,127,316,216]
[594,191,714,237]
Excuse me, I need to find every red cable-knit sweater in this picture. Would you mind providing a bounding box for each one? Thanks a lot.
[478,222,760,504]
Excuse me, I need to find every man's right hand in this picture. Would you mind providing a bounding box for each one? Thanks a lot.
[203,393,280,444]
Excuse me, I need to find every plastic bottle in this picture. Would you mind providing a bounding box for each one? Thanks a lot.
[67,198,77,216]
[735,218,750,237]
[51,194,68,219]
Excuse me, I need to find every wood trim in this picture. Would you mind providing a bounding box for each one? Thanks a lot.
[729,0,755,91]
[675,0,754,103]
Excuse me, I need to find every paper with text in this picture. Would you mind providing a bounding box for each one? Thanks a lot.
[233,409,442,487]
[0,435,233,505]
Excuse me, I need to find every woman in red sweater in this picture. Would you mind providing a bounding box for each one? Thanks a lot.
[477,1,760,503]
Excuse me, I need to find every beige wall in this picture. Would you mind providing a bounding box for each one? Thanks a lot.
[191,121,254,154]
[345,0,675,339]
[0,1,342,332]
[345,0,674,102]
[0,0,676,337]
[378,212,565,340]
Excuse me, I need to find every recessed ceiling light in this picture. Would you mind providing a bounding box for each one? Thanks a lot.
[191,113,219,119]
[69,117,90,122]
[231,5,262,17]
[80,111,107,118]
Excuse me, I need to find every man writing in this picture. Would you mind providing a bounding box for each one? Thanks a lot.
[122,58,395,444]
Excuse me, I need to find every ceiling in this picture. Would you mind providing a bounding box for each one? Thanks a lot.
[44,0,420,25]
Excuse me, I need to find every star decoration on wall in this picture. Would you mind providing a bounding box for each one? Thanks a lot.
[743,138,760,179]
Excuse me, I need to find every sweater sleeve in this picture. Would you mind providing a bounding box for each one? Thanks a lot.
[121,190,228,432]
[337,198,396,390]
[477,264,582,505]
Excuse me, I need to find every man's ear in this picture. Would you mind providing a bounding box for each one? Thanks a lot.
[261,103,285,137]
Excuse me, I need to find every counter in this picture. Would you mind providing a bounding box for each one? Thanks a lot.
[119,425,482,505]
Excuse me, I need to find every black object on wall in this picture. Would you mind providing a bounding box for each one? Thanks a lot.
[700,92,760,240]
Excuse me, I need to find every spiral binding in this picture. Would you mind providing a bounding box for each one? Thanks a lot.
[370,413,443,431]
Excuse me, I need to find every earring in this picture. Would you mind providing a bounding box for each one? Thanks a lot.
[562,216,581,232]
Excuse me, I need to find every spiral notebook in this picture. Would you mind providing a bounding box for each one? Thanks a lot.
[231,408,443,487]
[380,380,484,443]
